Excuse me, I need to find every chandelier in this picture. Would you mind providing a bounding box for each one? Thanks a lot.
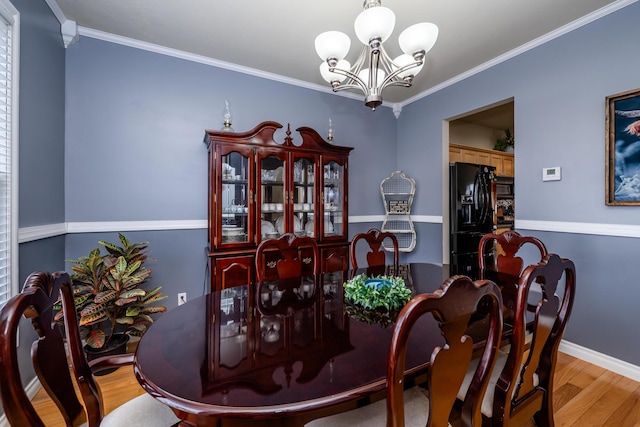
[315,0,438,110]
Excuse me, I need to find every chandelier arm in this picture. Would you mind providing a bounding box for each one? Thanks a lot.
[351,45,369,73]
[381,80,413,89]
[331,83,368,93]
[379,61,422,90]
[328,67,369,95]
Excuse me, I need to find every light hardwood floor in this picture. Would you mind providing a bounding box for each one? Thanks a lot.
[29,352,640,426]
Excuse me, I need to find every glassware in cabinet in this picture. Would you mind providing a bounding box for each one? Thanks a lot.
[220,149,252,246]
[293,156,316,238]
[322,159,345,239]
[259,153,287,238]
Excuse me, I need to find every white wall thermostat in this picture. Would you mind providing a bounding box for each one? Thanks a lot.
[542,167,561,182]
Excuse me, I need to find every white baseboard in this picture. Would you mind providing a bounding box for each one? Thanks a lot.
[559,340,640,382]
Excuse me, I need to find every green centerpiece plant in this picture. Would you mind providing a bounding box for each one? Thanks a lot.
[56,233,168,350]
[343,274,412,327]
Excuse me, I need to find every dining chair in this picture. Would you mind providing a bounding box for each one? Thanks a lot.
[478,230,548,320]
[307,275,504,427]
[350,228,399,275]
[255,233,320,281]
[478,230,548,279]
[457,253,576,427]
[0,271,179,427]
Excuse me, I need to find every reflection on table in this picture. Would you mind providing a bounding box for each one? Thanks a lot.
[203,272,353,396]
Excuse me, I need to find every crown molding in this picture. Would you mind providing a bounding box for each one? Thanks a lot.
[61,19,78,48]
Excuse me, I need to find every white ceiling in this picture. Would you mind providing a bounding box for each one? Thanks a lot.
[54,0,622,106]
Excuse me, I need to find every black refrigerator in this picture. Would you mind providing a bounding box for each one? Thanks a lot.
[449,162,495,276]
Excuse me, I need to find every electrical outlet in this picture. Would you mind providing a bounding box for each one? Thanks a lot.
[178,292,187,306]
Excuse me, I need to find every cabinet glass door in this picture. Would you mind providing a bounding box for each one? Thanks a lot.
[221,150,250,245]
[293,156,315,237]
[322,160,344,238]
[260,154,286,238]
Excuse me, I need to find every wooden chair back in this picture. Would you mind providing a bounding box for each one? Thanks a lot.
[59,269,118,426]
[255,233,320,281]
[493,253,576,426]
[478,230,548,279]
[350,228,399,274]
[0,271,87,427]
[387,275,504,427]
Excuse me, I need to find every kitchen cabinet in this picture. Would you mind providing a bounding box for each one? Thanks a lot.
[204,121,353,291]
[449,144,514,177]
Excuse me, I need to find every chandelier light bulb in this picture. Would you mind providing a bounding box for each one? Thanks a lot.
[320,60,351,83]
[315,31,351,61]
[398,22,439,57]
[393,54,424,79]
[354,6,396,46]
[358,68,386,87]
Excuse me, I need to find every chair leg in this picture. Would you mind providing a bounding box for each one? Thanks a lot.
[532,391,554,427]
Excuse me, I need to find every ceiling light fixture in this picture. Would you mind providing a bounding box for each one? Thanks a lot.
[315,0,438,110]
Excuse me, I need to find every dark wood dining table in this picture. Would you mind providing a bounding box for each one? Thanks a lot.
[133,263,462,427]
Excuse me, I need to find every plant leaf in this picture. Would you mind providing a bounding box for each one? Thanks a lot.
[120,289,145,299]
[125,306,141,317]
[140,305,167,314]
[115,297,138,306]
[115,316,134,325]
[85,329,106,349]
[94,290,117,304]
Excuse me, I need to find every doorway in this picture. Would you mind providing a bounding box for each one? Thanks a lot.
[442,99,515,265]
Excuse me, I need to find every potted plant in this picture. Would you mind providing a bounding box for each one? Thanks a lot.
[56,233,168,355]
[494,129,515,152]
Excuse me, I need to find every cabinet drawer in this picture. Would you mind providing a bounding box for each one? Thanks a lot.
[322,246,349,272]
[215,256,253,290]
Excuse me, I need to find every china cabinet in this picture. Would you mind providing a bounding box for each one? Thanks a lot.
[204,121,353,291]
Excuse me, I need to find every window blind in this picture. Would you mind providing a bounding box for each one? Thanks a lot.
[0,3,16,308]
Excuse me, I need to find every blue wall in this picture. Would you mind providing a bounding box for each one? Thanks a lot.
[398,2,640,365]
[64,37,398,222]
[17,0,65,227]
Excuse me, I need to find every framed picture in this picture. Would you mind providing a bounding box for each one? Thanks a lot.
[606,88,640,205]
